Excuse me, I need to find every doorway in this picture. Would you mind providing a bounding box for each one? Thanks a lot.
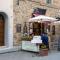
[0,14,5,46]
[33,22,44,35]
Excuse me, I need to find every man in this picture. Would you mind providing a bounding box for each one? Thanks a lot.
[41,33,49,49]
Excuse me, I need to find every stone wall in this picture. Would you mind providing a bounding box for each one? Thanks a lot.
[13,0,60,46]
[49,24,60,50]
[53,0,60,8]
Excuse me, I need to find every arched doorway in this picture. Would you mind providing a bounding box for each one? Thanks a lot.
[0,14,5,46]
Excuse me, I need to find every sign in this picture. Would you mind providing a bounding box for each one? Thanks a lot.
[31,36,42,43]
[22,41,39,52]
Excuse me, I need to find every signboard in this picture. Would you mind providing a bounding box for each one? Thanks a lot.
[31,36,42,43]
[22,41,39,52]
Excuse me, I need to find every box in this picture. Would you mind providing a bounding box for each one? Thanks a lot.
[21,41,39,52]
[39,49,48,56]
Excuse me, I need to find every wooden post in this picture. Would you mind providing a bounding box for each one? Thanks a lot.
[41,19,42,35]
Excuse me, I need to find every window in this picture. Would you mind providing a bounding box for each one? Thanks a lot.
[52,25,55,35]
[28,0,40,2]
[16,0,19,5]
[46,0,52,4]
[16,24,21,33]
[32,8,46,17]
[23,22,27,34]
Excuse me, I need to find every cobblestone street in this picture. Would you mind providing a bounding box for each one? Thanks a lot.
[0,51,60,60]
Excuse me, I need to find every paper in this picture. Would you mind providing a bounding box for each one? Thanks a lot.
[31,36,42,43]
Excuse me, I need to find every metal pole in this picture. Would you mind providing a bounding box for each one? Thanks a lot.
[41,19,42,35]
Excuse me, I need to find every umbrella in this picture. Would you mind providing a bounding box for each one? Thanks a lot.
[28,15,58,34]
[53,21,60,24]
[28,15,58,22]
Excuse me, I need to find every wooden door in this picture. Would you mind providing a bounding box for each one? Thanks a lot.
[0,15,4,46]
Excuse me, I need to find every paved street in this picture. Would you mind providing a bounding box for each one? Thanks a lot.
[0,51,60,60]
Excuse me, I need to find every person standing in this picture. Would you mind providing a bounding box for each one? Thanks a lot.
[41,33,49,49]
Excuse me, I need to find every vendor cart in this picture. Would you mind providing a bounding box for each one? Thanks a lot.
[21,15,58,52]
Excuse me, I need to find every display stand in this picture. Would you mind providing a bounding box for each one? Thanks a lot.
[21,41,39,52]
[28,15,58,56]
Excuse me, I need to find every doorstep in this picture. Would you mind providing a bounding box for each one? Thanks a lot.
[0,46,21,53]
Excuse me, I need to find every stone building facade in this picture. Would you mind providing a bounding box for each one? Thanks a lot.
[13,0,60,50]
[0,0,14,53]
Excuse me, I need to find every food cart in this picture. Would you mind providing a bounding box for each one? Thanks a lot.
[21,15,58,52]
